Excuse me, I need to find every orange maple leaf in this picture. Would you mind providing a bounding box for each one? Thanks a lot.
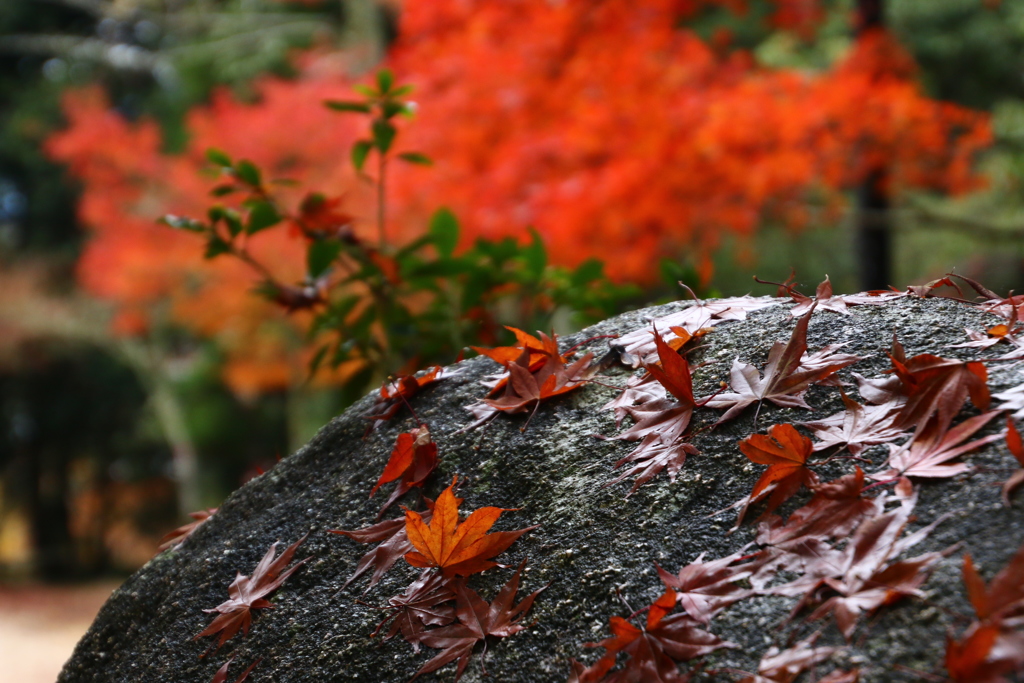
[736,423,819,525]
[403,477,535,577]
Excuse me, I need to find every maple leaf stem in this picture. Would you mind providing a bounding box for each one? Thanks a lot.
[393,385,423,425]
[521,398,542,432]
[563,334,618,355]
[861,477,901,492]
[614,588,636,615]
[753,275,799,296]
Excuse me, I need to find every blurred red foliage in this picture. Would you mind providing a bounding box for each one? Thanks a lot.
[46,1,991,394]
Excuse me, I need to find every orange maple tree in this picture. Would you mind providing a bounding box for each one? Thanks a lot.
[45,1,992,397]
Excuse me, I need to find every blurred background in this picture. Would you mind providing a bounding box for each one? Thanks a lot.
[1,0,1023,678]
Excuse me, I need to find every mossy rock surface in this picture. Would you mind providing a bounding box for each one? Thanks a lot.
[60,296,1024,682]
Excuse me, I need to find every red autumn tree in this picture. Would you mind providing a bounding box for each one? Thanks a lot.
[46,0,991,395]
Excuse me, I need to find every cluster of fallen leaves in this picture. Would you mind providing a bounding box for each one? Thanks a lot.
[333,476,542,681]
[571,467,940,681]
[155,273,1024,682]
[576,276,1024,680]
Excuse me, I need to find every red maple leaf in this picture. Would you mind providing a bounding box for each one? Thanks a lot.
[750,468,883,593]
[611,293,775,368]
[195,534,310,647]
[791,509,947,640]
[799,392,906,456]
[703,308,858,423]
[1002,417,1024,506]
[735,424,819,525]
[364,366,452,433]
[370,427,439,517]
[946,543,1024,682]
[889,349,990,433]
[410,559,545,682]
[573,587,735,682]
[209,657,261,683]
[871,411,1003,481]
[158,508,217,552]
[732,632,846,683]
[766,274,902,318]
[331,498,442,591]
[374,569,456,650]
[655,550,754,625]
[476,346,594,428]
[606,324,708,494]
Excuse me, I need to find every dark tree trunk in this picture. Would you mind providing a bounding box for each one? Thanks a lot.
[854,0,892,291]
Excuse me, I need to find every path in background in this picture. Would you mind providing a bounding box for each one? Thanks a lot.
[0,581,120,682]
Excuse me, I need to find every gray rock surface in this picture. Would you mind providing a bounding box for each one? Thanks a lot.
[59,296,1024,683]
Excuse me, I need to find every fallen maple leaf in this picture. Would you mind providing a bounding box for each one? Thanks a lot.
[736,424,819,524]
[655,550,754,625]
[945,541,1024,682]
[790,508,947,640]
[375,569,456,651]
[606,434,700,497]
[364,366,453,433]
[1002,417,1024,506]
[961,546,1024,624]
[763,274,900,318]
[732,631,841,683]
[888,349,990,434]
[702,308,858,423]
[480,346,594,427]
[994,382,1024,420]
[209,657,261,683]
[404,477,536,577]
[332,500,441,592]
[905,276,964,299]
[159,508,217,552]
[612,293,776,368]
[750,469,884,593]
[410,559,545,682]
[800,392,905,456]
[195,534,310,647]
[945,624,1011,683]
[371,427,439,517]
[871,411,1003,481]
[471,326,553,369]
[574,587,735,682]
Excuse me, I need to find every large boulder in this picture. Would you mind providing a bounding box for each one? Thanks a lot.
[60,295,1024,682]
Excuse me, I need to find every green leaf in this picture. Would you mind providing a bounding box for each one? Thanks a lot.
[353,84,376,98]
[522,227,548,279]
[307,240,344,278]
[205,148,232,167]
[371,120,396,154]
[429,208,459,257]
[376,69,394,93]
[210,184,237,197]
[381,101,407,119]
[246,201,281,234]
[308,345,329,376]
[160,214,206,232]
[351,140,373,172]
[234,160,262,188]
[223,209,244,237]
[398,152,433,166]
[205,235,232,259]
[571,259,604,286]
[324,100,371,113]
